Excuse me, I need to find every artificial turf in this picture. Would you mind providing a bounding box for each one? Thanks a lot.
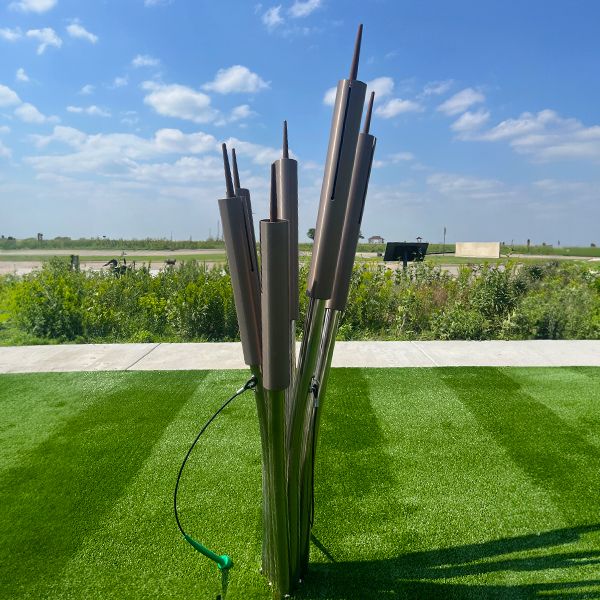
[0,367,599,599]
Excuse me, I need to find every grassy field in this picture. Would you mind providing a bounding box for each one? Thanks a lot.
[0,253,227,263]
[1,368,599,599]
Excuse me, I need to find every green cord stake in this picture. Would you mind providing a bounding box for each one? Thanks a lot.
[184,534,233,571]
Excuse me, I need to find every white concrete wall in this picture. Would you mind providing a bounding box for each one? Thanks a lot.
[455,242,500,259]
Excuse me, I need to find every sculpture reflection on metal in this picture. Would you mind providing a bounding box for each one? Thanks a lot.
[217,25,377,598]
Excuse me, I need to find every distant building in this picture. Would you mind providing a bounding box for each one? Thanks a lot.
[368,235,384,244]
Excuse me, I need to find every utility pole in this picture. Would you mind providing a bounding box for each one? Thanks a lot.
[442,226,446,255]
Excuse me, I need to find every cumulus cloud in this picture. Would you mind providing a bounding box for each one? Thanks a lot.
[0,27,22,41]
[368,76,395,99]
[323,86,336,106]
[373,152,415,168]
[15,102,51,123]
[422,80,454,96]
[263,5,284,29]
[27,125,218,177]
[0,84,21,107]
[9,0,56,13]
[142,81,217,123]
[223,137,281,165]
[132,54,160,68]
[16,67,30,82]
[203,65,269,94]
[437,87,484,116]
[26,27,62,54]
[451,109,490,134]
[289,0,322,18]
[67,105,111,117]
[471,109,600,163]
[79,84,94,95]
[375,98,423,118]
[66,21,98,44]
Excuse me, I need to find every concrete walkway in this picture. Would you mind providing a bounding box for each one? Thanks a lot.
[0,341,599,373]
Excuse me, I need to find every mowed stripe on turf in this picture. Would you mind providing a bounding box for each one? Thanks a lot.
[0,371,205,599]
[47,370,266,600]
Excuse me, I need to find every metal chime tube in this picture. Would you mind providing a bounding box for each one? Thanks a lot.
[288,24,367,580]
[217,144,261,366]
[260,164,291,597]
[275,122,300,432]
[298,95,378,560]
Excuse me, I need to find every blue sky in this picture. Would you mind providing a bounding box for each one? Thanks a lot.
[1,0,599,244]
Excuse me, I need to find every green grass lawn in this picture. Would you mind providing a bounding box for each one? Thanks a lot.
[1,368,599,599]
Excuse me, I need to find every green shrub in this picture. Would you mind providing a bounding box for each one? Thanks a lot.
[2,258,599,344]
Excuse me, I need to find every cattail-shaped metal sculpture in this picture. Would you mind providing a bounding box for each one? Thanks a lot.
[216,25,376,599]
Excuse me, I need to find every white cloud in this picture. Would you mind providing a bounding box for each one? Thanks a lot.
[144,0,172,5]
[15,102,49,123]
[215,104,257,126]
[437,87,484,116]
[373,152,415,168]
[203,65,269,94]
[289,0,321,18]
[451,109,490,134]
[16,67,30,82]
[0,126,10,134]
[0,27,22,41]
[79,84,94,95]
[66,21,98,44]
[263,5,284,29]
[473,109,600,163]
[154,128,216,154]
[223,137,281,165]
[323,86,336,106]
[368,76,394,100]
[132,54,160,68]
[375,98,423,118]
[142,82,217,123]
[120,110,138,126]
[26,27,62,54]
[67,105,111,117]
[0,140,11,159]
[422,80,453,96]
[427,172,506,200]
[9,0,56,13]
[0,84,21,107]
[27,125,218,177]
[112,76,128,88]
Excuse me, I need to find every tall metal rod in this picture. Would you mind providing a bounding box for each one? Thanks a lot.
[286,296,326,582]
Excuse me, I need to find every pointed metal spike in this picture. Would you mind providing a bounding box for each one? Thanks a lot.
[222,143,234,198]
[349,24,363,81]
[363,91,375,134]
[231,148,241,190]
[269,162,278,222]
[282,120,289,159]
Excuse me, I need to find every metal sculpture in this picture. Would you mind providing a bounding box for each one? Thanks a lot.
[214,24,376,598]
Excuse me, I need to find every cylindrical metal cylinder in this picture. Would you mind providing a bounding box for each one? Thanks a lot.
[237,187,259,275]
[307,78,367,299]
[327,133,376,311]
[260,219,290,391]
[276,158,299,320]
[218,196,262,366]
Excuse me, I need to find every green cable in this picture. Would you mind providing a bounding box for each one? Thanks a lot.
[173,376,257,571]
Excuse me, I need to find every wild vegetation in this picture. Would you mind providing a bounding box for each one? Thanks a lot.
[0,258,598,345]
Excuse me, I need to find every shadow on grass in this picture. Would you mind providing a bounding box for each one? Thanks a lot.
[0,371,205,599]
[303,525,600,599]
